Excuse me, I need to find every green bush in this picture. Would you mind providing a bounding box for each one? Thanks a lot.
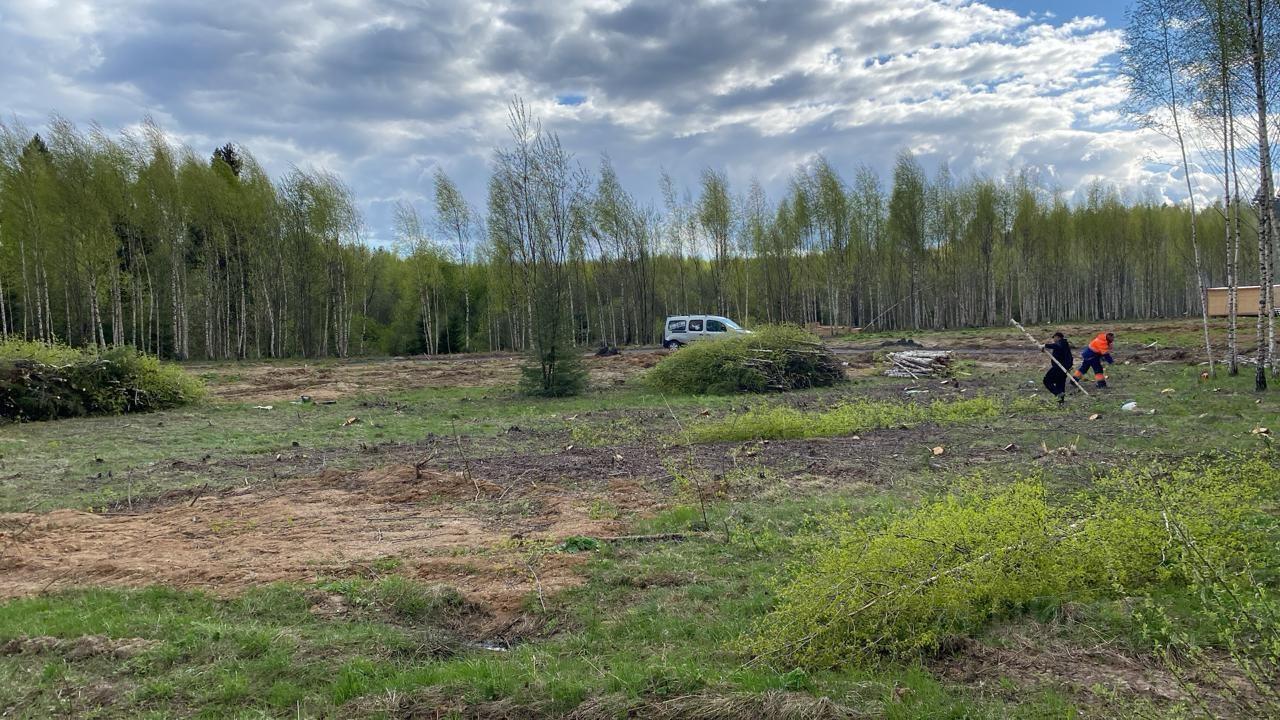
[0,339,89,365]
[0,340,204,422]
[648,325,845,395]
[520,345,588,398]
[747,455,1280,669]
[688,396,1003,442]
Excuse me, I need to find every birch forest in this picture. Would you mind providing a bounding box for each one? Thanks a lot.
[0,111,1268,360]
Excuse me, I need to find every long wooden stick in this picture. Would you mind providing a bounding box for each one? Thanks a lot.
[1010,319,1090,396]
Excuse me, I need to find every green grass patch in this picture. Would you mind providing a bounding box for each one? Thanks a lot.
[0,577,477,719]
[687,395,1034,442]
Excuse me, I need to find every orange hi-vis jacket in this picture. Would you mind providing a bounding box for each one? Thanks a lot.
[1087,333,1111,355]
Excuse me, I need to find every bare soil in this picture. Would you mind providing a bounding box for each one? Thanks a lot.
[196,351,666,402]
[0,465,657,626]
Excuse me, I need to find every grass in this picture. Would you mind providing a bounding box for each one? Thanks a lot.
[0,579,470,719]
[0,384,746,512]
[0,494,1093,719]
[685,395,1033,442]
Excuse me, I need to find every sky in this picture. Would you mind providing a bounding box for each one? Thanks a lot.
[0,0,1206,246]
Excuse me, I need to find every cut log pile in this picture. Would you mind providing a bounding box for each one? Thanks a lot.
[884,350,954,378]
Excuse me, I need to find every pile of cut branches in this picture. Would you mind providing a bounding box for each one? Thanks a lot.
[649,325,845,394]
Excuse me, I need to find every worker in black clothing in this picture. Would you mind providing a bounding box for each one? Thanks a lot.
[1042,332,1073,404]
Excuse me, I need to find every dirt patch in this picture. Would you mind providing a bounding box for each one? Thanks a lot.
[1,635,159,661]
[935,636,1182,704]
[932,624,1265,717]
[196,352,667,403]
[0,465,660,623]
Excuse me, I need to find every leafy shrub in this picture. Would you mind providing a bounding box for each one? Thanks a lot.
[688,396,1003,442]
[0,339,89,365]
[648,325,845,395]
[0,341,204,422]
[520,346,588,398]
[1137,536,1280,715]
[747,455,1280,669]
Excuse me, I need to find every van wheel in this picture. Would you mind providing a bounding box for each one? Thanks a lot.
[663,340,680,349]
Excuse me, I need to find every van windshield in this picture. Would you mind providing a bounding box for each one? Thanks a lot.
[722,319,742,330]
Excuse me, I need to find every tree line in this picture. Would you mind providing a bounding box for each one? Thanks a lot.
[0,110,1267,364]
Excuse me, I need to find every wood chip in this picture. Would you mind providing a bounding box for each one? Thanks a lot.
[931,446,944,456]
[341,417,359,426]
[1089,413,1101,421]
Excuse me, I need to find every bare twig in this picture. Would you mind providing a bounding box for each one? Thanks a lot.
[188,482,210,507]
[0,504,41,559]
[449,417,481,501]
[524,557,547,612]
[412,450,439,480]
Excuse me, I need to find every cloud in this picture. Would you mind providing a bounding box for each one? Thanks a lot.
[0,0,1203,244]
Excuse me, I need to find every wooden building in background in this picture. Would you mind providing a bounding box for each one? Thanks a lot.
[1207,285,1280,316]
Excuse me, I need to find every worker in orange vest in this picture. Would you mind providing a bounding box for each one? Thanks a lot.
[1073,332,1115,389]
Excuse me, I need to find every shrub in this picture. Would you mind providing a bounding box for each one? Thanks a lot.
[688,396,1003,442]
[648,325,845,395]
[746,455,1280,669]
[0,339,89,365]
[0,340,204,422]
[520,345,588,398]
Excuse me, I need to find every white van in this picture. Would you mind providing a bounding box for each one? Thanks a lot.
[662,315,750,348]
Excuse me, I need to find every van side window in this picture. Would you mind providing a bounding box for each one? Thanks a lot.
[667,319,686,333]
[706,319,726,332]
[688,319,703,332]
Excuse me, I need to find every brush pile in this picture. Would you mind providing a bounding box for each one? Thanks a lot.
[649,325,846,394]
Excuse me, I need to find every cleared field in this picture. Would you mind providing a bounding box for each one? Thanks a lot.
[1,319,1277,718]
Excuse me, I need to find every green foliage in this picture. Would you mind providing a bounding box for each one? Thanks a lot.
[648,325,845,395]
[748,455,1280,669]
[0,339,87,365]
[560,536,604,552]
[1117,459,1280,715]
[0,341,204,422]
[520,346,588,397]
[1137,542,1280,715]
[689,396,1003,442]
